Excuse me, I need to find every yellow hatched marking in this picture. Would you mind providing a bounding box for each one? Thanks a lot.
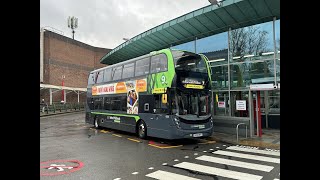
[198,140,216,145]
[148,144,183,149]
[127,138,141,143]
[112,134,122,137]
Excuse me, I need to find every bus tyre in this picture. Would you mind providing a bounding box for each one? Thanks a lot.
[94,118,100,129]
[138,120,147,139]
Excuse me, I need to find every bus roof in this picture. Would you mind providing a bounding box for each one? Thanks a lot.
[90,49,200,74]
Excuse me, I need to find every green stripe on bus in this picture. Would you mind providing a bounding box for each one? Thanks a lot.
[91,112,140,121]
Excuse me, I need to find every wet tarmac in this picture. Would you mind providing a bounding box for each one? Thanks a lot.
[40,112,280,180]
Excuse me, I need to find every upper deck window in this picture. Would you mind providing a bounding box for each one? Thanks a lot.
[150,54,167,73]
[95,71,104,83]
[112,66,123,81]
[135,58,150,76]
[88,73,95,85]
[122,63,135,79]
[173,51,207,73]
[104,68,112,82]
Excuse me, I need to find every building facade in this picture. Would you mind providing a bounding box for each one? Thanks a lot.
[174,18,280,134]
[40,29,111,104]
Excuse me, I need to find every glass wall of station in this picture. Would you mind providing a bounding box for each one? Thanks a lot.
[172,18,280,129]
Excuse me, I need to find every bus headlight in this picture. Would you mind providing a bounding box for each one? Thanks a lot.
[174,117,181,129]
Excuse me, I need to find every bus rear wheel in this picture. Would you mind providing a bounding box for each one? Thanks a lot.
[138,120,147,139]
[94,118,100,129]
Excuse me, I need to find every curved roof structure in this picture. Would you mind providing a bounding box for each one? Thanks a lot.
[101,0,280,65]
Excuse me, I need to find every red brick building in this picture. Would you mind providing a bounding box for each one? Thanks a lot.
[40,30,111,104]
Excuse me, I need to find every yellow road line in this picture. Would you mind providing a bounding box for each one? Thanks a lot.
[148,144,183,149]
[127,138,141,143]
[100,130,109,133]
[112,134,122,137]
[198,140,216,145]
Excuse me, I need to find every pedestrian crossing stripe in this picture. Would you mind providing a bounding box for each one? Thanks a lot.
[227,146,280,156]
[196,155,274,172]
[213,150,280,163]
[173,162,263,180]
[146,170,201,180]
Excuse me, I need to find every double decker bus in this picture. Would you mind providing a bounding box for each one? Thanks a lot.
[85,49,213,139]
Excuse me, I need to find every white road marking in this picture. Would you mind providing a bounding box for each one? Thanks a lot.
[274,179,279,180]
[194,153,198,155]
[216,147,220,148]
[174,159,179,162]
[146,170,201,180]
[227,146,280,156]
[162,163,168,166]
[184,156,189,158]
[210,149,214,151]
[148,167,154,170]
[223,145,226,146]
[113,178,121,180]
[174,162,263,180]
[213,150,280,163]
[132,172,139,175]
[196,155,274,172]
[203,151,207,152]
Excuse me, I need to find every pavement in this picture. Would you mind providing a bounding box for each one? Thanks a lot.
[209,129,280,150]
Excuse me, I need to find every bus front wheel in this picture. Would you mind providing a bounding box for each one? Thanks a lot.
[138,120,147,139]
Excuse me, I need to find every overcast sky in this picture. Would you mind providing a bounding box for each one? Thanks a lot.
[40,0,211,49]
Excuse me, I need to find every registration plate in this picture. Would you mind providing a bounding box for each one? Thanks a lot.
[192,133,203,137]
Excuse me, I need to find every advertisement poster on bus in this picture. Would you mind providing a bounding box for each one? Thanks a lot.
[92,79,147,96]
[126,79,147,114]
[92,79,147,114]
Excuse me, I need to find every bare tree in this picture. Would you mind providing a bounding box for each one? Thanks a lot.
[230,26,270,107]
[231,26,269,57]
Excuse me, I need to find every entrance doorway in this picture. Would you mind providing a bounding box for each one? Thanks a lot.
[251,89,280,137]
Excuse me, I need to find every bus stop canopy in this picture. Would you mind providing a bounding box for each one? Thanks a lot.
[40,84,87,92]
[100,0,280,65]
[40,84,87,105]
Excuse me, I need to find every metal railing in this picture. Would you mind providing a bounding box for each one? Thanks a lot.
[236,123,248,143]
[40,102,85,115]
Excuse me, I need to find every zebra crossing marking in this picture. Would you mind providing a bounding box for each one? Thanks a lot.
[227,146,280,156]
[173,162,263,180]
[146,170,201,180]
[213,150,280,163]
[196,155,274,172]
